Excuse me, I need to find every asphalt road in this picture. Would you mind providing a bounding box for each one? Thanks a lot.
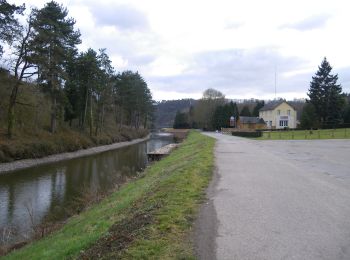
[195,133,350,260]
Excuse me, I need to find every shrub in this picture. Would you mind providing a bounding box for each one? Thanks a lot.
[232,131,262,138]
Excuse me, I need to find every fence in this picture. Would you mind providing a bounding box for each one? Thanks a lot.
[260,128,350,140]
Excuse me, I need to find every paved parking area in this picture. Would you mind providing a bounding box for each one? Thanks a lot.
[196,133,350,260]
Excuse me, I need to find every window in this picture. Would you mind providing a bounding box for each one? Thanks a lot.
[287,110,290,115]
[277,110,280,115]
[279,120,288,127]
[269,121,272,126]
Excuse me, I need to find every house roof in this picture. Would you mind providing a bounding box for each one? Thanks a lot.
[239,116,265,124]
[259,101,296,112]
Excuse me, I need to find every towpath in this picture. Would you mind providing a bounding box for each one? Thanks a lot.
[196,133,350,260]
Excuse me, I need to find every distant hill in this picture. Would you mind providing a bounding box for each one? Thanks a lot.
[154,99,197,128]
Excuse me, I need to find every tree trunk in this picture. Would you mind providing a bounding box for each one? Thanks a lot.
[7,81,20,138]
[89,89,93,136]
[7,104,15,138]
[101,104,105,130]
[82,87,88,130]
[50,95,57,133]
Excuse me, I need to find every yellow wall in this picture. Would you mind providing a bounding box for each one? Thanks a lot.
[259,102,297,129]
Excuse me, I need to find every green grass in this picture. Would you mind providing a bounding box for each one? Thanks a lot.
[3,131,215,260]
[257,128,350,140]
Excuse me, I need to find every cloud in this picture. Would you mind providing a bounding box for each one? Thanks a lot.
[149,47,311,99]
[337,67,350,93]
[88,4,149,31]
[225,21,244,30]
[281,14,331,31]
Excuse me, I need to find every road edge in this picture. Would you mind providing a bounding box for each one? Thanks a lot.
[194,153,220,260]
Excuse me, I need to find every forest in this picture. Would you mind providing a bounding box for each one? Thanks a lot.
[0,1,153,161]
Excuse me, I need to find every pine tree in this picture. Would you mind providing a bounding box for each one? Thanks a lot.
[31,1,81,133]
[240,105,251,116]
[0,0,25,56]
[252,101,265,117]
[300,103,319,129]
[173,111,189,129]
[308,57,344,125]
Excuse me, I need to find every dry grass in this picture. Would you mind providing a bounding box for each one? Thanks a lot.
[0,127,148,163]
[162,128,190,142]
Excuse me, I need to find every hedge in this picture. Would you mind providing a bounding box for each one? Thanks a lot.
[231,131,262,138]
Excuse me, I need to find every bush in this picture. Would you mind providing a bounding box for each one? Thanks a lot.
[232,131,262,138]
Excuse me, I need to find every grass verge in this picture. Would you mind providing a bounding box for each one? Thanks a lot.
[2,131,215,259]
[257,128,350,140]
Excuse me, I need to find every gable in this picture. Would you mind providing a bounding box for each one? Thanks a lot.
[260,101,296,112]
[274,102,296,112]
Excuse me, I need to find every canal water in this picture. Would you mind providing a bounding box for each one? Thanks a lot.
[0,132,174,244]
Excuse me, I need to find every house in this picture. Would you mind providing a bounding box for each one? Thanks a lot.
[259,101,297,129]
[237,116,266,130]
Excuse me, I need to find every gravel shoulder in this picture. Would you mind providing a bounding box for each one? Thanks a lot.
[0,135,150,175]
[199,132,350,260]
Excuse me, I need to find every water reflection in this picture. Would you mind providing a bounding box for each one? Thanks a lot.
[0,133,173,244]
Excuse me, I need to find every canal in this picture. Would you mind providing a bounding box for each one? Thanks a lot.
[0,132,174,245]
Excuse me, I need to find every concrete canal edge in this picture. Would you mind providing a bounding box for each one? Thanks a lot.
[0,134,151,175]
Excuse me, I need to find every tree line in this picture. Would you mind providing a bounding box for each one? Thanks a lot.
[175,58,350,130]
[0,1,153,138]
[173,88,265,130]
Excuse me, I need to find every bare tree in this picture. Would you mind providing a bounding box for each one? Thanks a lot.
[7,17,36,138]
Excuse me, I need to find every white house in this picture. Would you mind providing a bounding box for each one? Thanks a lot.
[259,101,297,129]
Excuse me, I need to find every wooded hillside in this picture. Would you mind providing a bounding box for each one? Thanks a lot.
[0,1,152,162]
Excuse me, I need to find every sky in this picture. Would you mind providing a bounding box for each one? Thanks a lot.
[9,0,350,101]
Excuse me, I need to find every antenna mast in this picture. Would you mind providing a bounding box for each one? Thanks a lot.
[274,66,277,100]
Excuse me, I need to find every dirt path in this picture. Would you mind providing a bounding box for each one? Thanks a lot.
[196,132,350,260]
[0,135,150,174]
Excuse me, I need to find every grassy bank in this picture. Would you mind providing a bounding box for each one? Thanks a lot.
[0,127,148,163]
[257,128,350,140]
[3,131,215,259]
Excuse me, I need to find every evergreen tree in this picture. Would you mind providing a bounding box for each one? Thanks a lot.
[0,0,25,57]
[300,103,319,129]
[308,57,344,126]
[212,105,225,130]
[252,100,265,117]
[342,104,350,124]
[76,49,101,135]
[240,105,251,116]
[31,1,81,133]
[212,101,239,130]
[114,71,153,128]
[173,110,189,129]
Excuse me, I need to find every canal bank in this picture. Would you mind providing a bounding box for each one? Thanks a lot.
[2,131,215,259]
[0,135,151,174]
[0,132,174,250]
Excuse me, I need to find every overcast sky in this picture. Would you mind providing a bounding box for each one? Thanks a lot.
[10,0,350,100]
